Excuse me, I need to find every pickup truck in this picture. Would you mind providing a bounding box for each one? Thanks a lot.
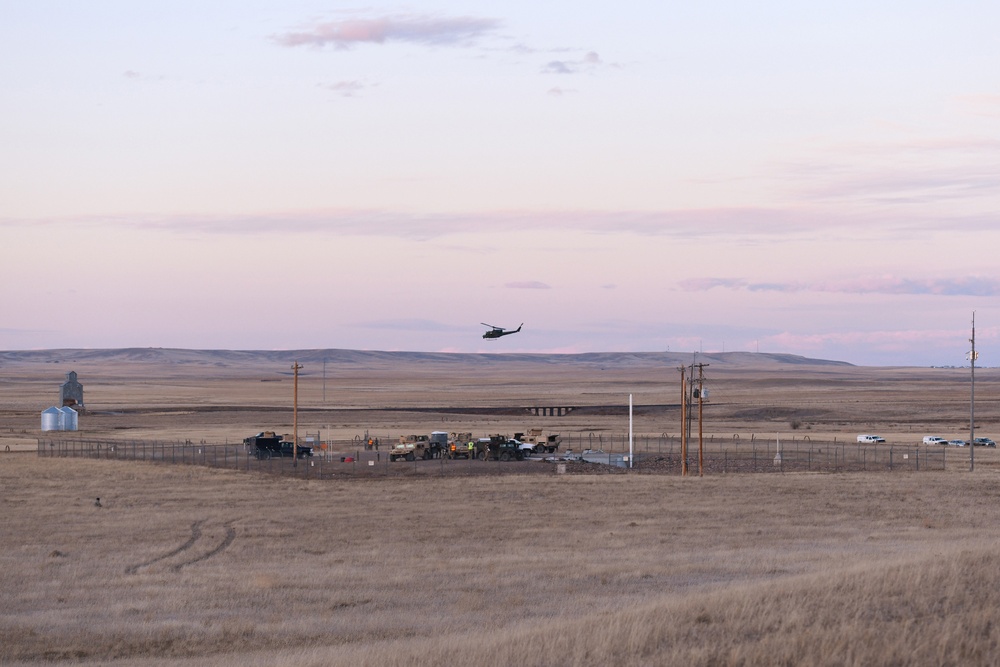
[474,436,524,462]
[857,434,886,444]
[922,436,947,445]
[244,432,314,459]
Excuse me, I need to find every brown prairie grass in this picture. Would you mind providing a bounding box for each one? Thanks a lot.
[3,454,1000,666]
[3,350,1000,665]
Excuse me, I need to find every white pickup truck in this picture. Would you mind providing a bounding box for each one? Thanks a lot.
[857,434,886,443]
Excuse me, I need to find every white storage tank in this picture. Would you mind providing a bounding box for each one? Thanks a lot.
[41,406,62,431]
[59,406,79,431]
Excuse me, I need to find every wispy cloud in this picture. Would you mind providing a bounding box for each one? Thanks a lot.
[542,51,602,75]
[122,70,165,82]
[321,80,369,97]
[679,275,1000,297]
[505,281,550,289]
[353,318,454,331]
[547,86,577,96]
[782,136,1000,207]
[4,206,988,241]
[274,14,500,49]
[802,168,1000,206]
[956,94,1000,118]
[765,326,999,355]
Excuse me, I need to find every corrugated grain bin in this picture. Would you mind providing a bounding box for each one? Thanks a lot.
[59,406,78,431]
[41,407,62,431]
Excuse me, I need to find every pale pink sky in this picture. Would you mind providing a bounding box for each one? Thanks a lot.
[2,1,998,366]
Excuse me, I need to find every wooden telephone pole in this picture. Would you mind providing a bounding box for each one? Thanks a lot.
[679,366,687,476]
[696,363,708,477]
[292,361,302,465]
[680,362,709,477]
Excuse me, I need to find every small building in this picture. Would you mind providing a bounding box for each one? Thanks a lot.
[60,371,84,409]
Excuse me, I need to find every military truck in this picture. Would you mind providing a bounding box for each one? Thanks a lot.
[429,431,449,457]
[515,428,562,454]
[474,435,524,462]
[244,432,313,460]
[390,434,430,461]
[389,432,449,461]
[446,432,475,459]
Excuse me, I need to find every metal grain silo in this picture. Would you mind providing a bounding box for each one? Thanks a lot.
[41,406,62,431]
[59,406,78,431]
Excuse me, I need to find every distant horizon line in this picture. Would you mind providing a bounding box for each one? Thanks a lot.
[1,347,990,369]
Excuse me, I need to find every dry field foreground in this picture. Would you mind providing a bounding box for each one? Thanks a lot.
[4,349,1000,665]
[3,456,1000,666]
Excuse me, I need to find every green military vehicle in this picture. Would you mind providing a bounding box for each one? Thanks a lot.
[474,435,524,462]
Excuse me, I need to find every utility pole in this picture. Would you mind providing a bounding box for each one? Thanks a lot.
[970,313,977,472]
[698,363,707,477]
[292,361,302,466]
[679,366,687,476]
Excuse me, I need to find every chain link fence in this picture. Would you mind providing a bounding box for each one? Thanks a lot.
[37,434,946,477]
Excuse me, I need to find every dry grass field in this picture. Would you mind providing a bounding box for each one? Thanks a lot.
[3,348,1000,665]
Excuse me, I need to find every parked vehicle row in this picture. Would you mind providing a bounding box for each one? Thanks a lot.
[243,432,314,459]
[922,435,995,447]
[861,434,996,447]
[391,430,563,462]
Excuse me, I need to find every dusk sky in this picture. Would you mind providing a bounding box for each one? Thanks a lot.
[3,1,998,366]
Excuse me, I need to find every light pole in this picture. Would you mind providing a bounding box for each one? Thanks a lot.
[679,366,687,476]
[969,313,977,472]
[292,361,302,466]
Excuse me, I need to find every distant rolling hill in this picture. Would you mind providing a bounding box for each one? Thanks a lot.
[0,348,854,369]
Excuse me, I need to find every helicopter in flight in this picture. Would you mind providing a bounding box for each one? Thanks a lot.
[482,323,523,340]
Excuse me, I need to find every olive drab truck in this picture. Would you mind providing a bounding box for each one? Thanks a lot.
[428,431,449,457]
[243,431,314,460]
[474,435,524,462]
[447,432,475,459]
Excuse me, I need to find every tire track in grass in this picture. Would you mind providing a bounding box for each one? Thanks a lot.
[125,520,204,574]
[171,522,236,571]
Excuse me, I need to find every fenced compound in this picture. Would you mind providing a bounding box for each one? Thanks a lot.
[36,438,566,479]
[37,435,948,477]
[632,438,946,473]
